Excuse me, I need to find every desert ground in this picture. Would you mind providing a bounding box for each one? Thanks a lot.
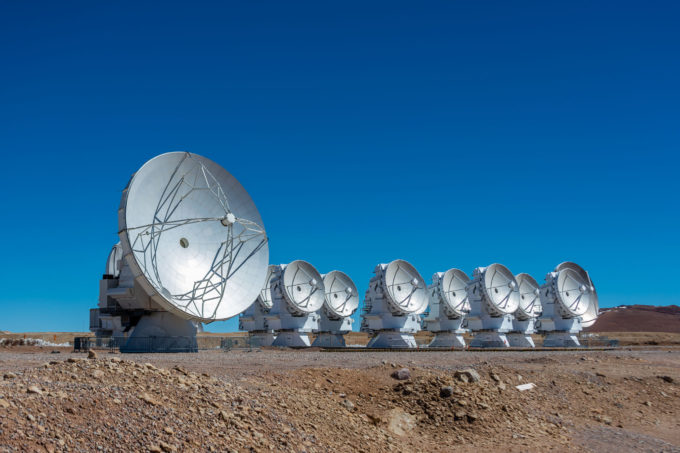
[0,337,679,452]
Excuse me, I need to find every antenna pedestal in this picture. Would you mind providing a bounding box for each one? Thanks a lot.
[312,333,347,348]
[271,331,312,348]
[120,312,198,353]
[423,313,467,348]
[507,318,538,347]
[312,311,353,347]
[468,331,510,348]
[506,332,536,348]
[428,332,466,349]
[239,302,276,347]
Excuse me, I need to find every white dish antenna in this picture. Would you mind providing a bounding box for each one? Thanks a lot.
[383,259,428,315]
[515,273,542,320]
[322,270,359,319]
[118,152,269,322]
[479,263,520,316]
[280,260,325,314]
[554,262,598,327]
[554,267,593,318]
[437,268,471,317]
[258,265,277,310]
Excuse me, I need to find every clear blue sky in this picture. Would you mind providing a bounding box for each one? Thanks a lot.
[1,1,678,332]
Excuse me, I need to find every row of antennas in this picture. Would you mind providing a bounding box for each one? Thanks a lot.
[240,259,599,349]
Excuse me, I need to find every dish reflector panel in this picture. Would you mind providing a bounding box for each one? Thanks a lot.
[281,260,325,314]
[439,268,471,317]
[384,259,428,315]
[481,263,520,315]
[118,152,269,322]
[555,262,598,327]
[322,270,359,318]
[555,268,592,318]
[515,273,541,320]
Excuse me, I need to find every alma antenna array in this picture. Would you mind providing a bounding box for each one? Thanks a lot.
[265,260,325,347]
[311,271,360,347]
[465,263,520,348]
[360,260,429,348]
[422,269,471,348]
[538,262,598,347]
[91,152,269,352]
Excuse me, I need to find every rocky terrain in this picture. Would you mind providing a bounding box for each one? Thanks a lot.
[0,347,679,452]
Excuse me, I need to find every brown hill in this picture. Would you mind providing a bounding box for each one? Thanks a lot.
[587,305,680,333]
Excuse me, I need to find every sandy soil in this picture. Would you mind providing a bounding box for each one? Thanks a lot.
[0,346,678,452]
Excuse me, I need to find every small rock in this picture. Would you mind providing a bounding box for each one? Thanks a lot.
[51,350,61,354]
[439,386,453,398]
[159,441,175,452]
[67,358,81,363]
[164,427,174,435]
[602,416,612,425]
[88,350,98,359]
[27,386,43,395]
[497,382,507,391]
[92,370,104,379]
[658,375,674,383]
[644,401,652,407]
[26,413,35,422]
[466,413,478,423]
[391,368,411,380]
[596,372,606,378]
[3,372,16,380]
[140,393,159,406]
[0,399,10,408]
[341,399,355,411]
[490,373,501,382]
[454,411,466,421]
[455,368,481,383]
[148,446,162,453]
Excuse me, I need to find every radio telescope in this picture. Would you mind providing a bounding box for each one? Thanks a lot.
[265,260,325,347]
[360,260,429,348]
[538,262,598,347]
[90,152,269,352]
[311,271,359,347]
[239,265,277,347]
[422,269,471,348]
[506,273,542,347]
[466,264,520,348]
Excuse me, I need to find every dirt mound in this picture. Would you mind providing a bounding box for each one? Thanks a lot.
[0,357,303,452]
[588,305,680,333]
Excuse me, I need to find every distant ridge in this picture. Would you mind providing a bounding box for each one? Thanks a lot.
[587,304,680,333]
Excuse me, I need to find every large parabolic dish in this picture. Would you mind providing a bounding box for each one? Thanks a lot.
[481,263,520,316]
[555,262,598,327]
[281,260,326,314]
[439,268,471,317]
[118,152,269,322]
[554,268,592,319]
[322,270,359,319]
[383,259,429,315]
[515,273,542,320]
